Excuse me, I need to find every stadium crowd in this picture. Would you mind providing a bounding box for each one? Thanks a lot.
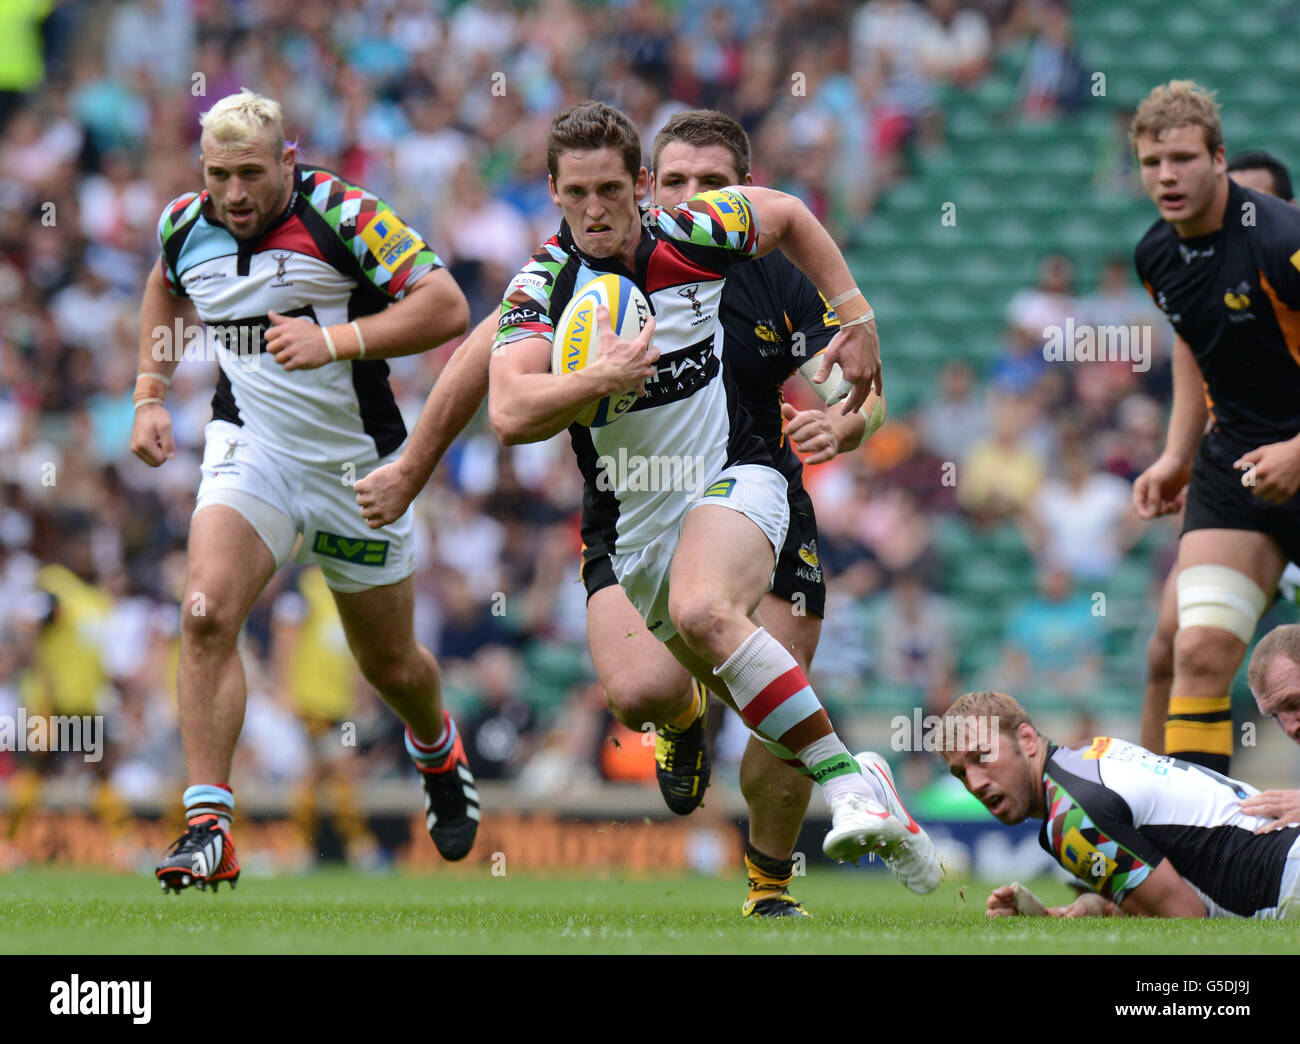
[0,0,1200,808]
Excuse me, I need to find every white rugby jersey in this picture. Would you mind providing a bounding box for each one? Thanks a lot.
[1041,737,1300,918]
[157,165,445,466]
[494,188,773,553]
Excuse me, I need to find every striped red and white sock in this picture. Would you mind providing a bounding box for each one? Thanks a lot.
[405,715,458,774]
[715,628,867,800]
[182,783,234,833]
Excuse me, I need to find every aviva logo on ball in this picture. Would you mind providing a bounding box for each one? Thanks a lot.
[553,273,652,426]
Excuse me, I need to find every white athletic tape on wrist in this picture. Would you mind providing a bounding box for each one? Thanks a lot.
[826,288,862,309]
[1176,564,1268,644]
[797,355,851,405]
[351,320,366,359]
[322,325,338,362]
[839,310,875,328]
[136,372,171,387]
[133,397,166,411]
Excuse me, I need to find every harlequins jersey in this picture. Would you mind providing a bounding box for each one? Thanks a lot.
[1040,737,1299,918]
[157,165,446,466]
[495,188,774,554]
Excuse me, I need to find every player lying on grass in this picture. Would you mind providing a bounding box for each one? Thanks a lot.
[938,690,1300,918]
[132,90,479,892]
[488,100,941,886]
[1139,148,1296,754]
[1244,624,1300,829]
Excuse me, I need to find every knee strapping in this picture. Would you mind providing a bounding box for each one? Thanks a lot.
[1176,564,1268,644]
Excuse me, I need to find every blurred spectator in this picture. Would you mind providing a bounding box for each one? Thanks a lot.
[999,566,1105,698]
[1024,436,1141,581]
[852,0,942,150]
[873,570,955,700]
[1101,394,1164,483]
[435,569,519,664]
[918,360,988,465]
[1006,251,1076,343]
[916,0,992,88]
[957,393,1046,520]
[0,0,53,132]
[1018,2,1088,118]
[462,645,535,780]
[1093,106,1143,197]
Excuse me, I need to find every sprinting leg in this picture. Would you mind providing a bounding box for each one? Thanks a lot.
[739,592,817,915]
[332,576,478,861]
[157,504,278,893]
[664,498,936,884]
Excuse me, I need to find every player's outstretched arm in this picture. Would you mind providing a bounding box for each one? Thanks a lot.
[738,185,880,414]
[266,268,470,370]
[354,313,496,528]
[1133,335,1204,518]
[489,308,657,445]
[129,258,186,467]
[1116,859,1208,918]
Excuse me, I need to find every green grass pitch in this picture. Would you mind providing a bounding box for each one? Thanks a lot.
[3,868,1297,954]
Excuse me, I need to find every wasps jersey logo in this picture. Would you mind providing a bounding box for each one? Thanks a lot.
[754,319,782,343]
[1224,282,1252,310]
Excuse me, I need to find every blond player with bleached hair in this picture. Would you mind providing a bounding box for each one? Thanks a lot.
[939,690,1300,919]
[133,89,482,892]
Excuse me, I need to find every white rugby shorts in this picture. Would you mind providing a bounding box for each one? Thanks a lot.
[193,419,414,592]
[611,463,789,642]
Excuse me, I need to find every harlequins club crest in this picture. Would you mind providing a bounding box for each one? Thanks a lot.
[270,251,294,287]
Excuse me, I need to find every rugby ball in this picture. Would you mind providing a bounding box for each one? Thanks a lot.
[552,273,652,427]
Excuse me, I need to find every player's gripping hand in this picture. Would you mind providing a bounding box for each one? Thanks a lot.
[1047,893,1113,918]
[265,310,334,371]
[1240,788,1300,832]
[586,306,658,398]
[985,884,1032,917]
[1132,452,1192,519]
[781,402,840,465]
[355,459,419,529]
[1234,437,1300,504]
[815,315,880,415]
[130,404,176,467]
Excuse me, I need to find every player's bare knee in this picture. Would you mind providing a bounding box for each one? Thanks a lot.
[358,649,421,696]
[602,678,678,729]
[1146,631,1175,682]
[179,590,243,651]
[1172,627,1242,684]
[669,595,734,655]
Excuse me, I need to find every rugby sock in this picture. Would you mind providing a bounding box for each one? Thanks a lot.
[1165,695,1233,773]
[746,843,794,902]
[665,679,705,731]
[405,715,458,773]
[183,783,234,833]
[715,628,868,800]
